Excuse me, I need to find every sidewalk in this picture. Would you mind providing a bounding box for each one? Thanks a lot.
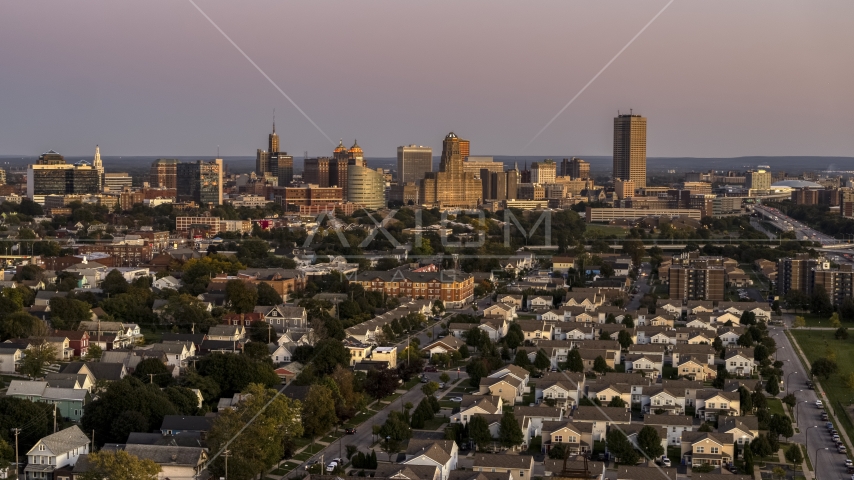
[787,331,853,452]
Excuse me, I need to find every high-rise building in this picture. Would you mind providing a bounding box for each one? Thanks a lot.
[271,153,294,187]
[811,264,854,306]
[463,157,504,179]
[389,183,420,205]
[104,173,133,191]
[481,169,519,201]
[348,164,385,210]
[669,258,725,301]
[256,150,270,176]
[177,159,223,205]
[420,132,482,208]
[459,139,470,161]
[613,113,647,189]
[150,159,180,189]
[93,145,104,190]
[531,160,556,184]
[303,158,331,187]
[561,157,590,180]
[776,254,822,296]
[27,151,101,201]
[745,168,771,192]
[397,145,433,185]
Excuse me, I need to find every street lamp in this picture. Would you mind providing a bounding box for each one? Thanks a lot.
[814,447,829,480]
[805,425,819,454]
[786,371,798,395]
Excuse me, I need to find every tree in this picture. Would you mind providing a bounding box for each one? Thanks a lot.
[311,338,351,374]
[793,316,805,328]
[811,357,839,380]
[498,410,524,448]
[621,315,634,328]
[196,352,279,398]
[765,374,780,396]
[48,296,92,330]
[566,348,584,373]
[617,330,633,349]
[836,327,849,340]
[468,415,493,451]
[207,384,303,480]
[738,386,754,414]
[421,381,439,397]
[699,423,713,432]
[549,443,569,460]
[743,441,755,474]
[608,397,626,408]
[256,282,282,307]
[637,425,664,461]
[593,356,609,374]
[606,429,639,465]
[0,397,54,454]
[243,341,272,361]
[133,358,175,388]
[784,443,803,472]
[831,312,842,328]
[772,467,786,480]
[0,311,48,341]
[439,372,450,383]
[534,349,551,370]
[20,343,57,378]
[504,323,524,350]
[79,450,161,480]
[249,321,278,344]
[769,415,794,441]
[225,280,258,314]
[302,384,338,440]
[83,344,103,362]
[750,435,773,458]
[101,269,130,296]
[365,368,400,402]
[811,285,833,316]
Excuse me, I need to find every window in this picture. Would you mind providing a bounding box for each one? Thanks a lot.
[569,436,577,443]
[555,435,562,443]
[721,403,728,409]
[696,446,704,453]
[710,447,719,454]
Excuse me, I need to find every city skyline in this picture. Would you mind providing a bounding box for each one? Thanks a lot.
[1,2,853,158]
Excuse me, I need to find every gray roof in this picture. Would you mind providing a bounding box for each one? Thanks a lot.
[6,380,48,397]
[28,426,89,455]
[471,453,535,470]
[616,466,677,480]
[571,406,631,423]
[123,444,206,466]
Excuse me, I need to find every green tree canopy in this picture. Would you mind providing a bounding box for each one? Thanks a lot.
[637,425,664,460]
[498,410,524,448]
[196,352,279,398]
[79,450,161,480]
[468,415,493,451]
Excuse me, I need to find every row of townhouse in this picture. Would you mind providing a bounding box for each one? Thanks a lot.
[657,299,772,322]
[344,299,432,345]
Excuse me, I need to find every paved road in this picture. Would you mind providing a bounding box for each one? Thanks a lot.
[626,263,652,312]
[770,318,849,480]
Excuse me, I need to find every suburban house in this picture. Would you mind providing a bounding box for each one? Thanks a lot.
[540,420,594,456]
[680,431,735,467]
[482,303,516,322]
[403,439,459,480]
[52,331,89,358]
[6,381,90,422]
[623,353,663,379]
[479,375,525,406]
[472,454,534,480]
[451,395,503,425]
[150,342,194,368]
[24,426,90,480]
[479,317,509,341]
[0,344,23,373]
[527,296,554,311]
[724,348,756,377]
[676,357,717,382]
[643,386,685,415]
[570,406,631,441]
[497,294,523,309]
[695,390,740,421]
[535,372,585,408]
[422,337,466,358]
[718,416,759,446]
[121,444,208,480]
[206,325,246,341]
[643,415,694,446]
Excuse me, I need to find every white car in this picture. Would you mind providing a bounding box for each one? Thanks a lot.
[450,397,463,402]
[326,462,338,472]
[660,457,671,467]
[817,400,824,408]
[845,459,852,468]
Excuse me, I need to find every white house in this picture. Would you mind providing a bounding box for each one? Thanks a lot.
[643,415,694,446]
[24,426,90,480]
[403,439,459,480]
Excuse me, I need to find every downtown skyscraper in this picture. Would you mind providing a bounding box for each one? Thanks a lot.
[613,113,647,189]
[396,145,432,185]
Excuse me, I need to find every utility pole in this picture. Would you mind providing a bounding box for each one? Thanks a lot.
[11,428,20,480]
[149,374,155,384]
[223,449,231,480]
[53,404,57,433]
[268,323,272,344]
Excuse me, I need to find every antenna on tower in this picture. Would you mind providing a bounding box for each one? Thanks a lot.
[304,151,308,159]
[273,108,276,133]
[217,145,220,158]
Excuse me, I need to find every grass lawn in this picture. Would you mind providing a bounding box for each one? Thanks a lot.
[584,224,629,239]
[790,329,854,449]
[403,377,421,390]
[321,435,341,443]
[421,416,449,430]
[381,393,402,404]
[800,444,812,471]
[293,436,312,448]
[300,443,326,455]
[526,436,542,454]
[767,397,786,418]
[292,452,314,461]
[344,409,376,428]
[667,446,681,462]
[439,400,459,409]
[791,313,835,328]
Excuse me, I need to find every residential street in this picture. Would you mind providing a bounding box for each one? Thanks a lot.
[770,316,849,480]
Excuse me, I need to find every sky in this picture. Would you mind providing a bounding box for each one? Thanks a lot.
[1,1,853,160]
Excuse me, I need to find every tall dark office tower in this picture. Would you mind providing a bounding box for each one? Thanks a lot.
[613,113,647,188]
[420,132,481,208]
[269,119,279,154]
[256,119,282,176]
[150,159,180,189]
[256,150,270,176]
[271,152,294,186]
[27,150,100,200]
[303,158,331,186]
[38,150,66,165]
[177,159,223,205]
[397,145,433,184]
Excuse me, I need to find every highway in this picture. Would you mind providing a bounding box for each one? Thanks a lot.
[752,204,836,245]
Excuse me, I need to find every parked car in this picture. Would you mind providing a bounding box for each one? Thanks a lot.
[817,400,824,408]
[450,397,463,402]
[658,457,671,467]
[420,376,429,383]
[438,382,446,389]
[828,422,834,429]
[844,459,852,468]
[345,428,356,434]
[728,464,739,473]
[424,366,438,373]
[326,462,338,472]
[840,445,848,454]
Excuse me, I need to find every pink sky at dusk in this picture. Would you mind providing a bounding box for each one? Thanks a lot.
[1,1,852,159]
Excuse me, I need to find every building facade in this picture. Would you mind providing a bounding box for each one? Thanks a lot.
[421,132,482,208]
[177,159,223,205]
[397,145,433,185]
[349,269,475,308]
[613,113,647,189]
[150,158,180,189]
[531,160,556,184]
[27,151,101,201]
[669,262,725,301]
[347,164,386,210]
